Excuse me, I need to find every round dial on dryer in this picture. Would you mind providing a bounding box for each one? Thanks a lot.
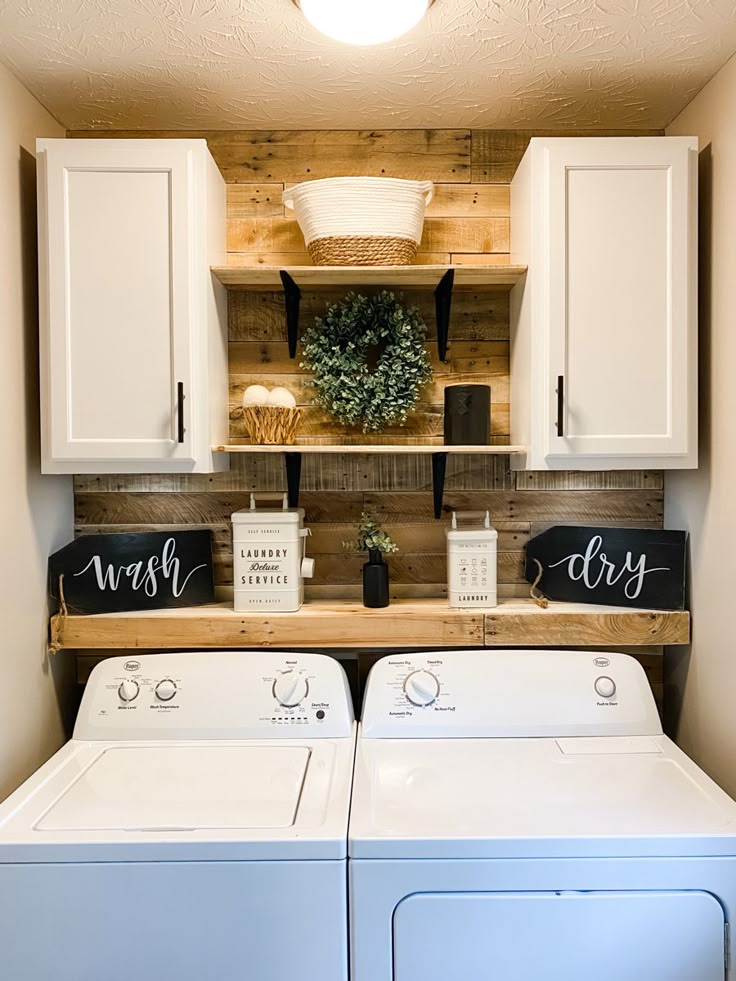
[118,679,140,703]
[403,670,440,707]
[272,670,309,708]
[154,679,177,702]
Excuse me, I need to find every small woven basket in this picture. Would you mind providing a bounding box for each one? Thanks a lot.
[284,177,433,267]
[242,406,303,445]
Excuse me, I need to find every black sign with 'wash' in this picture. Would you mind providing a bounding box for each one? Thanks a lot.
[48,531,215,615]
[525,526,688,611]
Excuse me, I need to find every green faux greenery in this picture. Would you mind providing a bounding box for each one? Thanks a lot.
[299,291,433,433]
[343,511,399,556]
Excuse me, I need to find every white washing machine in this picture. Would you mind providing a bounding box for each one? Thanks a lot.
[0,650,355,981]
[350,650,736,981]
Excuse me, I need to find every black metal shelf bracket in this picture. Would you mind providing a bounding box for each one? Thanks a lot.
[280,270,302,359]
[434,268,455,363]
[284,452,302,508]
[431,452,448,520]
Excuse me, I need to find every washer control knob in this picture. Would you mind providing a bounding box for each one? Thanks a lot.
[595,676,616,699]
[155,679,177,702]
[273,671,309,707]
[404,670,440,707]
[118,680,139,703]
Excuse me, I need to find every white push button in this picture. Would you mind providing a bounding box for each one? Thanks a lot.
[595,676,616,699]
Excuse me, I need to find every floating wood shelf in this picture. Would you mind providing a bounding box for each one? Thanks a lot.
[210,264,528,290]
[214,444,525,455]
[50,599,690,652]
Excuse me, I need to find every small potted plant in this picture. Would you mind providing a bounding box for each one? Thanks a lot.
[344,510,398,609]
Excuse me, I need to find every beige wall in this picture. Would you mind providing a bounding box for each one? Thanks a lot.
[0,61,75,800]
[666,52,736,796]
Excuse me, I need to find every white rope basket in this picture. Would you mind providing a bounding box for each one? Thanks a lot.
[283,177,434,266]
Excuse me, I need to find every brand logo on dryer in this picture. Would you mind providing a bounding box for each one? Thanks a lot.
[124,660,141,672]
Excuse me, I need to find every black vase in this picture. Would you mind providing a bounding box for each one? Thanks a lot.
[363,549,390,608]
[444,384,491,445]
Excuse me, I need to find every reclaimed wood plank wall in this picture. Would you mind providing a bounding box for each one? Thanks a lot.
[68,128,665,701]
[70,127,665,602]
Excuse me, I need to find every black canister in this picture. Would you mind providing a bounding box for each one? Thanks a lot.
[363,549,390,608]
[444,384,491,445]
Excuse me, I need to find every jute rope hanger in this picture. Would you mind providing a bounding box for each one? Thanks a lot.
[529,558,550,609]
[48,573,69,655]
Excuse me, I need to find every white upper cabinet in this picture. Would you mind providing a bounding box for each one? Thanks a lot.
[510,137,698,470]
[37,139,229,473]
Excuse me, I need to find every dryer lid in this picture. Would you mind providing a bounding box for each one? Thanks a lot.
[36,745,310,832]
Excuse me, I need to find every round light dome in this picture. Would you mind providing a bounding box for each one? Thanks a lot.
[296,0,432,46]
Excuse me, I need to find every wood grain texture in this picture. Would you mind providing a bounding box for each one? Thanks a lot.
[50,599,687,652]
[69,128,667,629]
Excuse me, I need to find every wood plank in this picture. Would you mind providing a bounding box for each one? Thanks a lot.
[485,604,689,647]
[229,372,510,408]
[515,471,664,491]
[228,339,509,375]
[425,184,509,217]
[49,598,688,652]
[471,129,665,183]
[224,251,451,267]
[228,404,512,440]
[227,183,285,218]
[75,490,663,527]
[451,254,510,265]
[215,263,524,290]
[52,599,485,651]
[228,288,511,340]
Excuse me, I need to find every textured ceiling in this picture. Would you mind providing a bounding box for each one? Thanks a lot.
[1,0,735,130]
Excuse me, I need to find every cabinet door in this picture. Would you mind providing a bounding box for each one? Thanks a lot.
[545,139,695,462]
[41,143,195,464]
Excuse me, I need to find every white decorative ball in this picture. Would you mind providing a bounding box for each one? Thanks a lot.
[242,384,270,407]
[267,386,297,409]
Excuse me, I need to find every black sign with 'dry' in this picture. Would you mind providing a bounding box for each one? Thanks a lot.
[48,531,215,614]
[525,526,688,611]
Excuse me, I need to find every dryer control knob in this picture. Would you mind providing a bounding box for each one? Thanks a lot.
[155,679,177,702]
[404,670,440,707]
[118,680,140,703]
[595,676,616,699]
[273,671,309,708]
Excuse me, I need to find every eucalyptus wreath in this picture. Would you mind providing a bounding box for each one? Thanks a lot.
[299,291,433,432]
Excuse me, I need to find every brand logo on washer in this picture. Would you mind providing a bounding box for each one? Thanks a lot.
[124,660,141,672]
[593,657,610,667]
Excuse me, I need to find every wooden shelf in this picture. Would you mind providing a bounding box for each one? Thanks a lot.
[214,444,525,455]
[50,599,690,652]
[211,263,528,290]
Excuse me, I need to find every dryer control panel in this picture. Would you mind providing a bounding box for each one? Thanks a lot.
[75,651,354,740]
[361,650,662,738]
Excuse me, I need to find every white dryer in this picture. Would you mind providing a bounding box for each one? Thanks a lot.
[350,650,736,981]
[0,650,355,981]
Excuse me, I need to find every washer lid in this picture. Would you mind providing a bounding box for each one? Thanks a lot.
[36,745,310,832]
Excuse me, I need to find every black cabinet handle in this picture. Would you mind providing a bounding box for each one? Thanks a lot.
[176,381,185,443]
[556,375,564,437]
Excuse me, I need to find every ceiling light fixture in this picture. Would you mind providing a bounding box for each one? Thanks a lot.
[294,0,434,46]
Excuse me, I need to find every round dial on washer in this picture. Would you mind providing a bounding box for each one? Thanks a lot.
[272,671,309,708]
[594,676,616,699]
[154,679,177,702]
[404,670,440,707]
[118,679,139,703]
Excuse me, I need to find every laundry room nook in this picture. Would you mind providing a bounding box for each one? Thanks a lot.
[1,2,736,979]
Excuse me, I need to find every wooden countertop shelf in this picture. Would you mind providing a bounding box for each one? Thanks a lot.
[214,443,525,455]
[210,263,528,291]
[50,599,690,652]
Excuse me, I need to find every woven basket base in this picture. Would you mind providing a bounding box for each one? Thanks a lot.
[241,405,303,445]
[308,236,418,266]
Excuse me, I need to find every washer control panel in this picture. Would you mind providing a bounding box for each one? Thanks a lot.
[361,650,662,739]
[75,651,354,741]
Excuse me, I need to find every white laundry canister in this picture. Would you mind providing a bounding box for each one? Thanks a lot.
[446,510,498,608]
[232,493,315,613]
